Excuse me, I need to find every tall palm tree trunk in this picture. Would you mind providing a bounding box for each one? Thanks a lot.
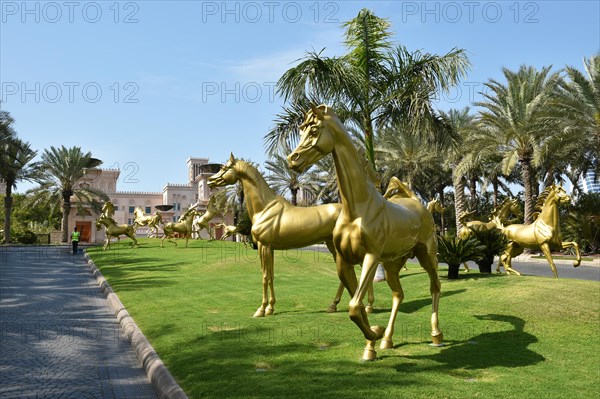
[438,186,445,233]
[520,158,534,224]
[291,188,298,206]
[61,192,72,242]
[492,179,499,208]
[3,185,13,243]
[453,174,467,231]
[469,176,478,212]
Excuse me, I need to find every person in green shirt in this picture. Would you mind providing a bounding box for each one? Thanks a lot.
[71,226,81,254]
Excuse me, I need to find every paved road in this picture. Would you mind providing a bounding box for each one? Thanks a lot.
[0,246,158,399]
[482,255,600,281]
[303,244,600,281]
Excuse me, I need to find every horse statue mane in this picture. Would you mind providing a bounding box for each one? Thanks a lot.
[532,185,557,221]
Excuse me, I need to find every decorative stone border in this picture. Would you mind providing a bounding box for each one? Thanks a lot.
[84,252,188,399]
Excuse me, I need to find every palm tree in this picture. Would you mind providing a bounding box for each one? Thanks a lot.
[268,8,470,167]
[376,126,439,193]
[475,65,561,224]
[550,54,600,188]
[30,146,107,242]
[264,154,314,206]
[0,119,38,243]
[439,107,476,231]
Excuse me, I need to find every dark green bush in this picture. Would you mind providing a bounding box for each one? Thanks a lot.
[471,228,509,273]
[13,230,39,244]
[437,233,485,279]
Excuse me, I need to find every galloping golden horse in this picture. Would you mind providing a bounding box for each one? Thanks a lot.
[192,193,227,240]
[215,222,249,247]
[161,208,201,248]
[458,198,522,239]
[133,207,163,238]
[288,104,443,361]
[493,185,581,277]
[95,216,138,250]
[207,155,376,317]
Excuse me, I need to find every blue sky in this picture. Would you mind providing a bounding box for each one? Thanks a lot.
[2,0,599,193]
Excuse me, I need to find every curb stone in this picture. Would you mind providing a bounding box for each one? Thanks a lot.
[84,252,188,399]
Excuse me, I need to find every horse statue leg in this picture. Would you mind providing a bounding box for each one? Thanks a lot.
[380,255,408,350]
[348,253,386,361]
[327,283,345,313]
[499,242,523,275]
[562,241,582,267]
[414,243,443,347]
[254,243,274,317]
[539,242,559,278]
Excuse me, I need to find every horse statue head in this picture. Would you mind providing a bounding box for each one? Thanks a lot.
[287,104,341,173]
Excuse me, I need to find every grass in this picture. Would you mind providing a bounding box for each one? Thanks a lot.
[87,238,600,399]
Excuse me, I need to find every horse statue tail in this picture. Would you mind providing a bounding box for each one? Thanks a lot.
[491,214,505,230]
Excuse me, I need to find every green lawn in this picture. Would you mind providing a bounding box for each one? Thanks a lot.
[87,238,600,399]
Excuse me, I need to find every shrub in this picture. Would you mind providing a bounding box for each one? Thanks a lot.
[471,228,509,273]
[13,229,39,244]
[437,233,485,279]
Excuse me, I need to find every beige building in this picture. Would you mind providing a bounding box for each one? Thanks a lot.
[68,157,232,243]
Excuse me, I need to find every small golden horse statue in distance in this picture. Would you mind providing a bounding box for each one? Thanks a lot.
[207,154,376,317]
[215,222,249,247]
[288,104,443,361]
[192,193,227,240]
[493,184,581,278]
[133,207,163,238]
[427,199,445,215]
[458,198,522,239]
[161,207,201,248]
[95,215,138,250]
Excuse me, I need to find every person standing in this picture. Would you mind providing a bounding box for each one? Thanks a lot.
[71,226,81,254]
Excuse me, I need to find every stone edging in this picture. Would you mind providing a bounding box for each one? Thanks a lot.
[83,252,188,399]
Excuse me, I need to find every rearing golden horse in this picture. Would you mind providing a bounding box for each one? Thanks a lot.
[133,207,163,238]
[207,155,375,317]
[288,104,443,361]
[493,184,581,277]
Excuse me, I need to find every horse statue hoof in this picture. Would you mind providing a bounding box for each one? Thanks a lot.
[380,339,393,350]
[326,304,337,313]
[361,348,377,362]
[431,332,444,347]
[253,308,266,318]
[265,307,274,316]
[365,305,373,314]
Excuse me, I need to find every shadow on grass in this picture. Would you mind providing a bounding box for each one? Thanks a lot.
[399,314,544,370]
[158,313,544,398]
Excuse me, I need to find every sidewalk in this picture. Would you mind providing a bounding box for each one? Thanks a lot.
[0,246,158,399]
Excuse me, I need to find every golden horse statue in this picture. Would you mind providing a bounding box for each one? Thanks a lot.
[458,198,522,239]
[95,215,138,250]
[493,184,581,277]
[100,201,115,219]
[133,207,163,238]
[207,155,376,317]
[287,104,443,361]
[427,199,445,215]
[161,207,201,248]
[216,222,249,247]
[192,193,227,240]
[457,198,522,272]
